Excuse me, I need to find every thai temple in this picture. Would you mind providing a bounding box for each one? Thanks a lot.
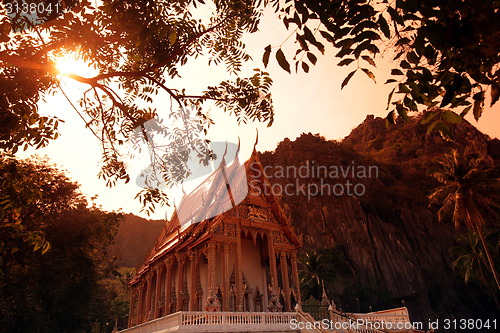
[120,150,419,333]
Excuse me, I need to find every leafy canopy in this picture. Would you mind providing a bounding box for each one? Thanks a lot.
[2,0,499,213]
[265,0,500,139]
[0,152,123,331]
[0,0,274,213]
[0,153,85,268]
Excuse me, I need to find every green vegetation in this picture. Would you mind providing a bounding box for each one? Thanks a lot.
[1,1,499,214]
[261,116,499,321]
[268,0,500,136]
[429,149,500,290]
[452,231,500,309]
[0,154,128,332]
[0,0,275,214]
[299,246,352,302]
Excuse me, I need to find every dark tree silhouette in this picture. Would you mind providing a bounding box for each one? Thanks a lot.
[452,231,500,309]
[266,0,500,137]
[0,155,123,332]
[429,149,500,290]
[0,0,274,213]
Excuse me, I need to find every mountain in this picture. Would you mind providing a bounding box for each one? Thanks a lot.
[108,214,165,268]
[112,113,498,324]
[259,113,499,324]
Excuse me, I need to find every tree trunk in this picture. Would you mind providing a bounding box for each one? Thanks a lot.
[475,224,500,290]
[477,250,500,310]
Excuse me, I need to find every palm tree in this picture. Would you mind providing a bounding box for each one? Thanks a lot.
[452,231,500,309]
[429,149,500,290]
[299,250,328,301]
[299,247,352,301]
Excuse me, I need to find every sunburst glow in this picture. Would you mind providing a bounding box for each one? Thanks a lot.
[54,53,98,78]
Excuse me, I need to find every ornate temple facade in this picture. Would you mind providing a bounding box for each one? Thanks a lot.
[126,151,303,328]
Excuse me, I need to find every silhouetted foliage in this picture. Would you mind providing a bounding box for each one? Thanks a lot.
[0,0,274,214]
[429,149,500,289]
[0,155,124,333]
[0,154,83,267]
[452,231,500,309]
[299,247,352,301]
[267,0,500,133]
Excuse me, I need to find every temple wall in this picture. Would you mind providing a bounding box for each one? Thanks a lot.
[241,238,266,298]
[199,261,208,308]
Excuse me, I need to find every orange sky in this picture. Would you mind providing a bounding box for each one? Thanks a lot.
[20,8,500,220]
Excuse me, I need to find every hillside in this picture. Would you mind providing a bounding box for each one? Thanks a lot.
[114,114,499,324]
[108,214,165,268]
[259,114,499,323]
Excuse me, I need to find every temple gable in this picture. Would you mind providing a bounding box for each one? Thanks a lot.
[127,151,302,327]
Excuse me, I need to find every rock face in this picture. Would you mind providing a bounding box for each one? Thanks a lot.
[108,214,165,268]
[259,114,499,323]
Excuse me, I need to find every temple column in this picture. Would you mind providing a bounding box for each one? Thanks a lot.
[235,225,244,311]
[137,282,144,323]
[222,242,230,311]
[145,273,153,321]
[188,250,199,311]
[128,287,136,327]
[176,253,185,311]
[267,232,278,290]
[153,266,162,318]
[205,241,220,311]
[164,256,173,315]
[280,251,291,311]
[290,250,302,307]
[267,231,282,312]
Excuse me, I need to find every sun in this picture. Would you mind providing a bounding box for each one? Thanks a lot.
[54,52,98,78]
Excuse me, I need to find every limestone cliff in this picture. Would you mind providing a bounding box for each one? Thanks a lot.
[259,114,499,324]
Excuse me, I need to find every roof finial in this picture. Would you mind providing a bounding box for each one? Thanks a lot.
[236,136,241,156]
[253,128,259,153]
[219,141,228,169]
[321,280,330,306]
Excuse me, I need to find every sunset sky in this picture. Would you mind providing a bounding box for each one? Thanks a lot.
[20,8,500,220]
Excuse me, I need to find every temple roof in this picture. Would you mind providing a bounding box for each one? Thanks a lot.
[130,149,301,285]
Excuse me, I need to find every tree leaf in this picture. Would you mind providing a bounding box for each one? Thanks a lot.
[491,82,499,106]
[436,122,453,141]
[407,51,420,64]
[169,32,177,46]
[398,83,410,93]
[400,60,411,69]
[303,26,316,45]
[396,103,409,121]
[395,37,411,47]
[341,70,357,89]
[391,68,404,75]
[421,111,439,124]
[443,110,462,124]
[426,120,438,134]
[460,105,472,117]
[338,58,355,66]
[403,96,418,111]
[296,34,308,51]
[386,110,396,124]
[387,6,404,25]
[378,14,390,38]
[386,87,396,109]
[319,30,335,44]
[361,68,376,83]
[307,52,317,65]
[473,91,485,121]
[302,62,309,73]
[361,55,376,67]
[263,45,271,68]
[276,48,290,73]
